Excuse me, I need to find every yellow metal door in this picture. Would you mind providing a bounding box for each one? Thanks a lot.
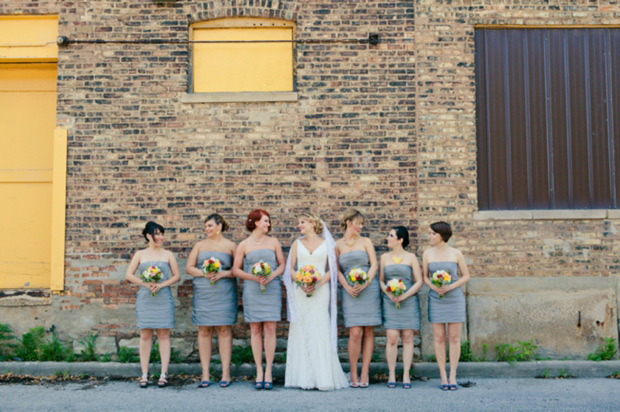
[0,63,57,288]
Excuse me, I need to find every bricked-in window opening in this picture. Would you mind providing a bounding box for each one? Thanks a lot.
[475,28,620,210]
[190,18,295,94]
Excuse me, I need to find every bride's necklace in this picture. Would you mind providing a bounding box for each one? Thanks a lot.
[344,235,358,248]
[250,234,265,245]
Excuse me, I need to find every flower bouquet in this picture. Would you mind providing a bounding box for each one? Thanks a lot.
[385,278,406,308]
[347,267,368,298]
[430,269,452,298]
[140,265,163,296]
[251,261,272,293]
[203,257,222,286]
[295,265,322,297]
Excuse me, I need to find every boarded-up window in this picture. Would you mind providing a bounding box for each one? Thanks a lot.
[476,28,620,210]
[191,18,295,93]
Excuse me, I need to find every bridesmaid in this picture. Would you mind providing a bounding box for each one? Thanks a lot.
[379,226,423,389]
[336,209,381,388]
[232,209,285,390]
[186,213,237,388]
[423,221,471,391]
[125,221,181,388]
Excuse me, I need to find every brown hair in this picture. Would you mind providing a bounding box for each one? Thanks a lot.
[205,213,229,232]
[340,209,364,231]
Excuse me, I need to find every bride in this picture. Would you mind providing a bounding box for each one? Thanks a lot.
[283,213,349,390]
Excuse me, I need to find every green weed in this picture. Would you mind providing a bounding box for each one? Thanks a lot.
[0,323,17,361]
[231,345,254,366]
[495,340,539,364]
[14,327,46,361]
[117,346,139,363]
[78,333,98,362]
[586,338,617,361]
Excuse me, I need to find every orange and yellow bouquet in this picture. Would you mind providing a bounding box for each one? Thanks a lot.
[295,265,322,297]
[140,266,163,296]
[251,261,272,293]
[385,278,406,308]
[203,257,222,286]
[430,269,452,298]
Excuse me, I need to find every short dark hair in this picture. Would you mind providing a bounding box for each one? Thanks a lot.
[246,209,271,232]
[142,221,164,242]
[205,213,229,232]
[430,221,452,243]
[392,226,410,249]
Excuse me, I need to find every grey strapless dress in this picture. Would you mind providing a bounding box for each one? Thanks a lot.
[428,261,466,323]
[242,249,282,323]
[382,264,420,330]
[135,261,175,329]
[339,251,381,328]
[192,251,237,326]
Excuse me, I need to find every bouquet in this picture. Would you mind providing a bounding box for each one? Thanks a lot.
[295,265,322,297]
[140,265,163,296]
[251,261,272,293]
[385,278,406,308]
[202,257,222,286]
[347,267,368,298]
[430,269,452,298]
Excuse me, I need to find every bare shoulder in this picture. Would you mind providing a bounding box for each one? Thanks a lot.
[223,237,237,251]
[361,237,374,247]
[165,249,177,261]
[268,235,281,248]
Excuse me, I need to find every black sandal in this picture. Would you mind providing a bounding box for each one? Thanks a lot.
[158,373,168,388]
[139,374,149,388]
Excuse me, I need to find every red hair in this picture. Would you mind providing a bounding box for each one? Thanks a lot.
[246,209,271,232]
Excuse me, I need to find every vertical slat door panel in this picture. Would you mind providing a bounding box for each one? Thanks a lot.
[476,28,618,210]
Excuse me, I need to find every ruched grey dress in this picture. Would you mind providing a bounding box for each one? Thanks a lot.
[382,264,420,330]
[242,249,281,322]
[135,261,175,330]
[193,251,237,326]
[428,261,465,323]
[339,251,381,328]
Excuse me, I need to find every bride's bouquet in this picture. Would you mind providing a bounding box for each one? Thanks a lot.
[140,266,163,296]
[430,269,452,298]
[385,278,406,308]
[251,261,272,293]
[202,257,222,286]
[295,265,322,297]
[347,268,368,298]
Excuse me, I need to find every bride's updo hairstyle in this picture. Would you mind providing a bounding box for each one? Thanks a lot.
[300,212,323,235]
[206,213,229,232]
[340,209,364,231]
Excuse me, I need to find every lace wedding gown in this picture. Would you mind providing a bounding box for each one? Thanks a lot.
[284,240,349,390]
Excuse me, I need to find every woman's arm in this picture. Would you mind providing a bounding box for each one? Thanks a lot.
[422,250,442,293]
[360,238,378,291]
[442,249,470,293]
[185,243,204,278]
[336,243,358,297]
[232,240,255,282]
[399,253,423,300]
[378,253,387,292]
[125,251,145,286]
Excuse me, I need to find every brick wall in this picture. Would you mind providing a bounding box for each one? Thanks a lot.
[1,0,619,359]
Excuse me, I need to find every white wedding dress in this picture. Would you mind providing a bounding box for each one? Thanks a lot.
[284,240,349,390]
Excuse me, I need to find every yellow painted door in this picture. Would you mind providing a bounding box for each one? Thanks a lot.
[0,63,57,288]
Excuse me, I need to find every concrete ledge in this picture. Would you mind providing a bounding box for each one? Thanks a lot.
[468,276,617,293]
[473,209,615,220]
[181,91,299,103]
[2,361,619,379]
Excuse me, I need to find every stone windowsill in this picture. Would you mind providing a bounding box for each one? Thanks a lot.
[473,209,619,221]
[181,91,299,104]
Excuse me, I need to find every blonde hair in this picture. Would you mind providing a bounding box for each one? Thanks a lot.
[300,213,323,235]
[340,209,364,231]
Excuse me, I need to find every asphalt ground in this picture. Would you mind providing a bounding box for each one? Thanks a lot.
[1,377,619,412]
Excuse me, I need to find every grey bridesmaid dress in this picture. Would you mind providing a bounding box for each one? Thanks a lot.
[135,261,175,329]
[428,261,466,323]
[339,251,382,328]
[192,251,237,326]
[382,264,420,330]
[242,249,282,322]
